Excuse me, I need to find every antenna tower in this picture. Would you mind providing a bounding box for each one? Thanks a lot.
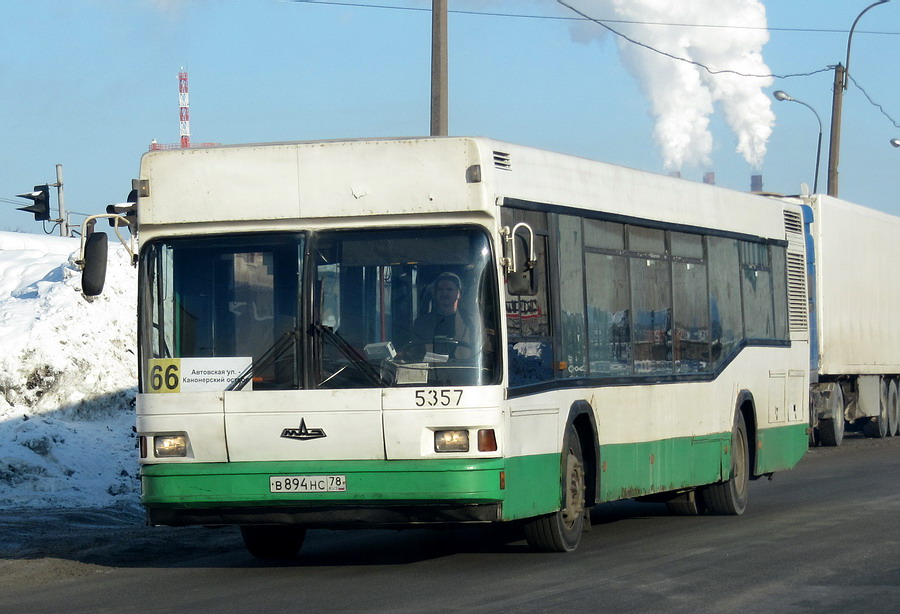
[179,68,190,149]
[148,68,219,151]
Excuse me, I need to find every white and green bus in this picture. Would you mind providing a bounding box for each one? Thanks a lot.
[122,137,809,556]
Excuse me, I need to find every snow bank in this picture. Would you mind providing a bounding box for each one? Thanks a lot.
[0,231,139,508]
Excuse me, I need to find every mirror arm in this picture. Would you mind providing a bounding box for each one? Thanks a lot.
[499,222,536,274]
[75,214,137,268]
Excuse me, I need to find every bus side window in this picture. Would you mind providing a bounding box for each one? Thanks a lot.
[708,237,743,366]
[507,234,553,387]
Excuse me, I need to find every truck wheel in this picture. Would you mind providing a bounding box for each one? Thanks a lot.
[815,383,844,447]
[703,412,749,516]
[240,525,306,559]
[888,380,899,437]
[524,425,586,552]
[867,380,890,438]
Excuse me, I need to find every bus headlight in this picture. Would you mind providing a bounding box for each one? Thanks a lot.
[434,430,469,453]
[154,434,188,458]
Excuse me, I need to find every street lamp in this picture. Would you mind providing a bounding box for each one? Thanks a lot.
[827,0,892,197]
[891,139,900,148]
[774,90,823,194]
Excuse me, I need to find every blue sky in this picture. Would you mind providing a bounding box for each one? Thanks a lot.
[2,0,899,234]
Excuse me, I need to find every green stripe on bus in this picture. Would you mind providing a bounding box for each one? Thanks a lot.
[597,422,809,501]
[142,456,565,521]
[140,423,808,520]
[598,433,728,501]
[755,422,809,473]
[142,458,508,506]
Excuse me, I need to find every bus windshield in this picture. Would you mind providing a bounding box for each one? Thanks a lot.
[140,227,500,391]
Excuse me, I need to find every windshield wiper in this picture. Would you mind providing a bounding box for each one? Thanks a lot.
[226,329,299,391]
[312,322,384,388]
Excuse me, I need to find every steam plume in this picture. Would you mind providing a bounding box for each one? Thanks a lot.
[564,0,774,170]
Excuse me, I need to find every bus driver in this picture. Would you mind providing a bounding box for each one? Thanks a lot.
[410,272,476,360]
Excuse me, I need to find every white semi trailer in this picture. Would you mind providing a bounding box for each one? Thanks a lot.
[802,194,900,445]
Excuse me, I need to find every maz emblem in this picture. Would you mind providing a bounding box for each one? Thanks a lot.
[281,418,326,441]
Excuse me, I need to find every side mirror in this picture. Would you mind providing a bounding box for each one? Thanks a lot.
[501,222,537,296]
[507,269,536,296]
[82,232,109,296]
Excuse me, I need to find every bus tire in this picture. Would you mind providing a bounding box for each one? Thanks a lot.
[240,525,306,559]
[703,412,750,516]
[523,425,586,552]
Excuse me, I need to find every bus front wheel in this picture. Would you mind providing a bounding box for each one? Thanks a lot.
[523,425,586,552]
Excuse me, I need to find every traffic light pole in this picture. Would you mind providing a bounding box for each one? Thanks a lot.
[13,163,71,236]
[55,164,69,238]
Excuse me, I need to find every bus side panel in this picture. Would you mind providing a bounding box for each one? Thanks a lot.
[754,423,809,474]
[597,434,727,502]
[499,402,565,520]
[500,452,563,521]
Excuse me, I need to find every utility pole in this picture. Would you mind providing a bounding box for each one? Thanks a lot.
[430,0,448,136]
[826,0,891,198]
[826,64,844,197]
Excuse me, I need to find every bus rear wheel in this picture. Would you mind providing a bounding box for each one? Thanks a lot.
[703,412,749,516]
[523,426,586,552]
[240,525,306,559]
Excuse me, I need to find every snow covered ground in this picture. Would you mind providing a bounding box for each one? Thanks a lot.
[0,230,139,509]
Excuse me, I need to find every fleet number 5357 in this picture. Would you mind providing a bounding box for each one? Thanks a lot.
[414,389,463,407]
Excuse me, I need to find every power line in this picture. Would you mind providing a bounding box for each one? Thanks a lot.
[847,73,900,128]
[292,1,900,36]
[553,1,898,127]
[555,1,831,79]
[295,2,900,128]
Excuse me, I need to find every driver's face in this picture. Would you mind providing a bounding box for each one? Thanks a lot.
[435,280,460,315]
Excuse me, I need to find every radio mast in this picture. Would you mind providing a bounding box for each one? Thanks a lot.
[179,68,190,149]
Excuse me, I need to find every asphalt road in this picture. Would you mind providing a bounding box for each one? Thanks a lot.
[2,433,899,613]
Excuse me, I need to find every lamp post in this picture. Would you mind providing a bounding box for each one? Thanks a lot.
[774,90,823,194]
[827,0,891,197]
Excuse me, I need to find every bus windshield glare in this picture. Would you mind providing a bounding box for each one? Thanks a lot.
[140,227,500,391]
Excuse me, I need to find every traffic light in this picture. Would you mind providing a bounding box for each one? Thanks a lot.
[16,184,51,221]
[105,189,137,227]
